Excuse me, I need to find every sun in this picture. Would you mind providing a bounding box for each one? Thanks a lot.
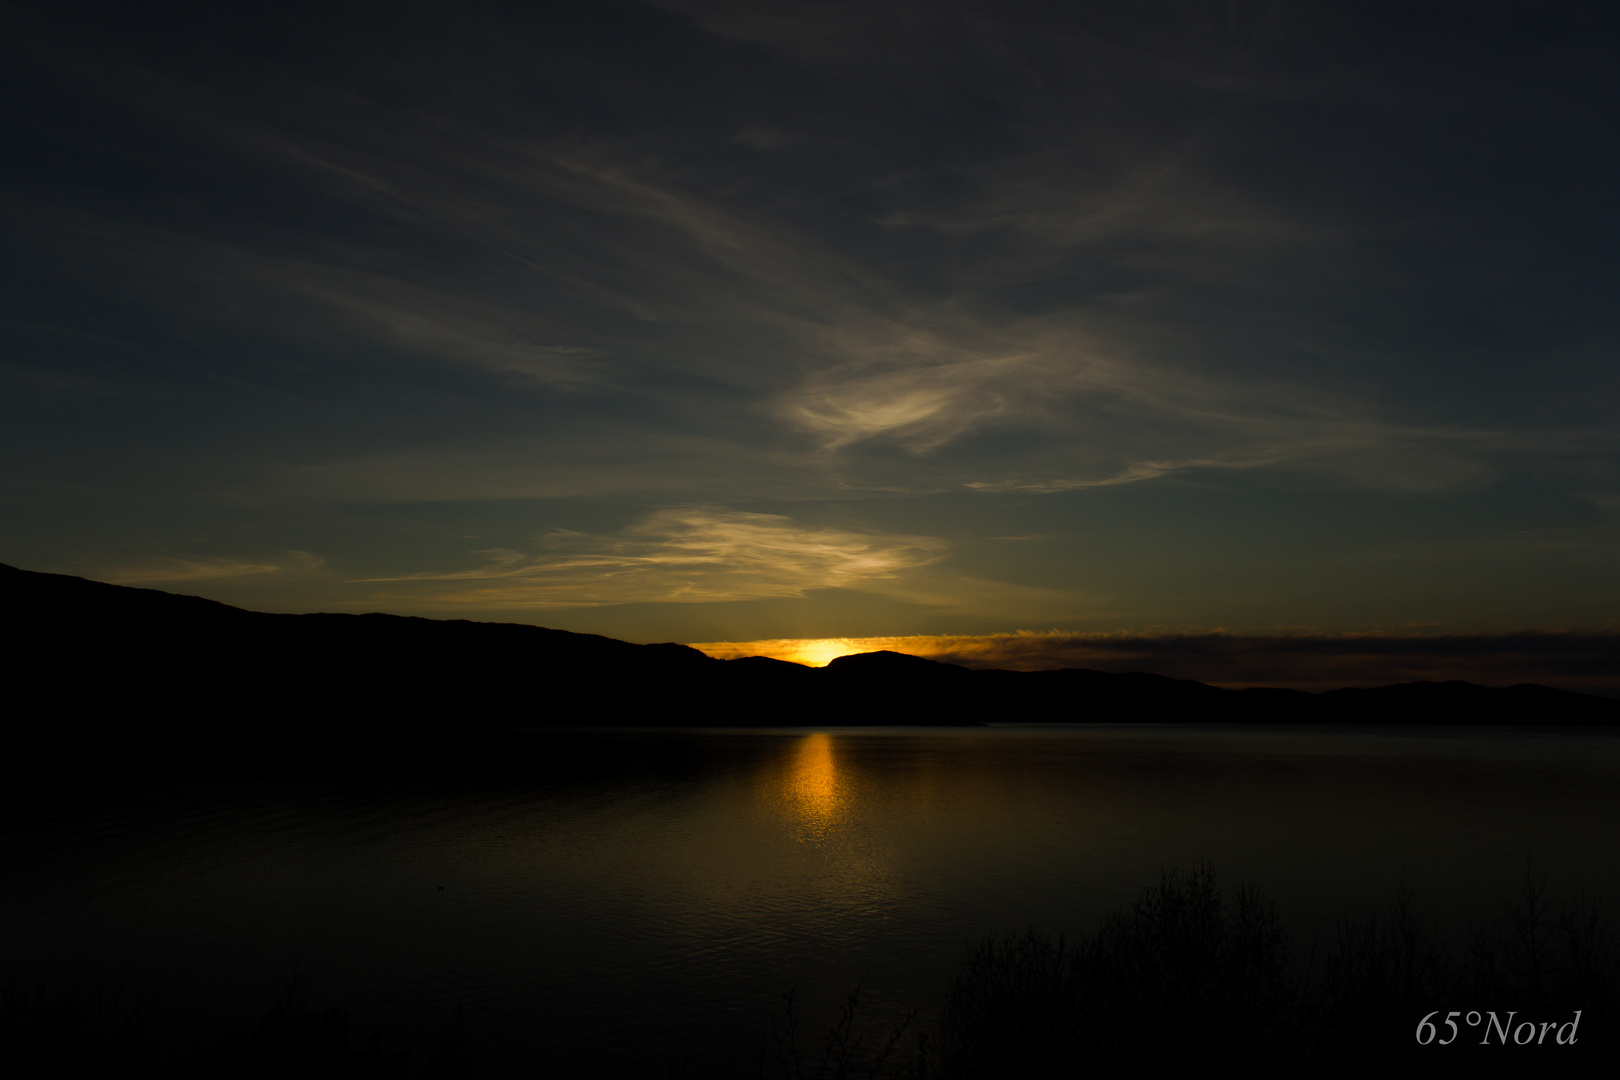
[784,638,864,667]
[689,636,873,666]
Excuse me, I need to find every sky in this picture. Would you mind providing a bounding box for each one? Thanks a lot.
[4,1,1619,683]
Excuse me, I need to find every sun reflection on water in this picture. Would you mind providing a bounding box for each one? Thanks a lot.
[785,733,845,842]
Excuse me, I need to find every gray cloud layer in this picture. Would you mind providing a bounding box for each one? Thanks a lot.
[923,630,1620,698]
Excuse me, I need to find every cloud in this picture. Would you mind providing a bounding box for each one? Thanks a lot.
[262,263,604,385]
[772,313,1199,459]
[101,552,326,584]
[11,0,1619,618]
[22,15,1599,508]
[691,630,1620,696]
[777,331,1060,451]
[772,306,1561,494]
[358,508,947,607]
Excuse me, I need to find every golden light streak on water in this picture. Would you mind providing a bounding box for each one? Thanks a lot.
[784,732,844,842]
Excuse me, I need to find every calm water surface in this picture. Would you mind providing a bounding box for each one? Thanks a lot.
[5,726,1619,1075]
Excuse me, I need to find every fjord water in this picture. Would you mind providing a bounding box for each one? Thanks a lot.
[5,726,1619,1075]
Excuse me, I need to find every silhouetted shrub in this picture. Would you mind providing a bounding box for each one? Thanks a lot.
[0,979,465,1080]
[764,985,924,1080]
[1307,866,1618,1067]
[939,864,1300,1077]
[936,930,1080,1077]
[1462,869,1616,1065]
[940,865,1617,1077]
[419,1004,477,1080]
[209,979,409,1079]
[1311,879,1455,1063]
[0,985,173,1079]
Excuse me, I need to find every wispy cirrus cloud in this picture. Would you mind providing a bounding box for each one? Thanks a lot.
[358,508,947,607]
[777,331,1062,452]
[19,15,1593,506]
[101,551,326,585]
[260,262,605,386]
[773,308,1565,494]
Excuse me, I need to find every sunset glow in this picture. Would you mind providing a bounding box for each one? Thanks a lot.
[690,637,959,667]
[688,630,1620,695]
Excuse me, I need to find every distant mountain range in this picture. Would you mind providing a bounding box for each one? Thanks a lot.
[6,562,1617,728]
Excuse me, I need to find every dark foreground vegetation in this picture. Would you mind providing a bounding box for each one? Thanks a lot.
[929,867,1614,1077]
[8,563,1618,727]
[764,867,1615,1079]
[0,977,475,1080]
[7,869,1611,1079]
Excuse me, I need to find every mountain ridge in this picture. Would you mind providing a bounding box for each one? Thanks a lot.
[5,562,1616,728]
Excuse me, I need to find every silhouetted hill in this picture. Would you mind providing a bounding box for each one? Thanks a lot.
[5,563,1617,734]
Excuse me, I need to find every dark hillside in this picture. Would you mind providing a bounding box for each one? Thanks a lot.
[5,564,1616,735]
